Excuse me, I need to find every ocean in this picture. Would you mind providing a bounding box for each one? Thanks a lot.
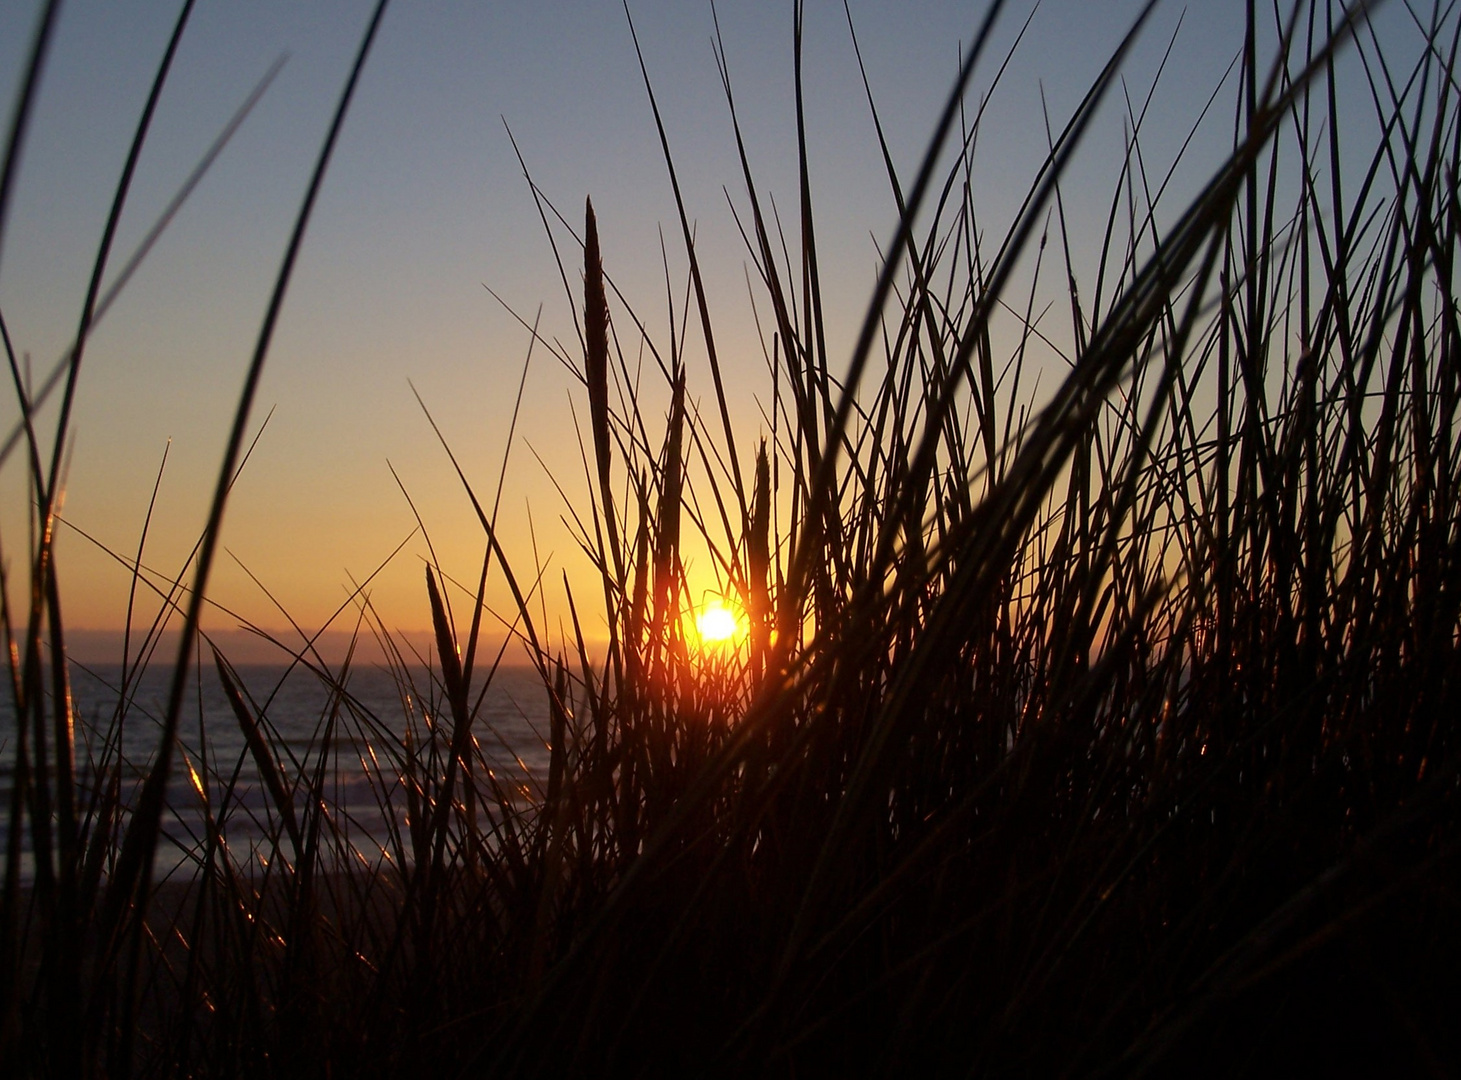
[0,660,554,885]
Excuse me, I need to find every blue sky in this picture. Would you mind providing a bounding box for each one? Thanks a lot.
[0,0,1425,659]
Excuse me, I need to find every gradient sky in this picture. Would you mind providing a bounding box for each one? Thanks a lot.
[0,1,1423,662]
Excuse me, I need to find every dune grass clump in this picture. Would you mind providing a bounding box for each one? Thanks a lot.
[2,0,1460,1076]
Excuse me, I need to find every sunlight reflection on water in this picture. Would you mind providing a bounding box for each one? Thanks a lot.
[0,661,552,883]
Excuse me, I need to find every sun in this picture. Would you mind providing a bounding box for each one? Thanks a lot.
[693,598,744,648]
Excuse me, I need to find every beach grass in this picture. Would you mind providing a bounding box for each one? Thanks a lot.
[2,0,1459,1076]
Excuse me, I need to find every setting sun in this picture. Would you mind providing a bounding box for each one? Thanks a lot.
[693,599,743,647]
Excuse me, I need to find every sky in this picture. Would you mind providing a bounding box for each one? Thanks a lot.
[0,0,1426,663]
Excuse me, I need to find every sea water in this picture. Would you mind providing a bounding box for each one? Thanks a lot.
[0,660,553,884]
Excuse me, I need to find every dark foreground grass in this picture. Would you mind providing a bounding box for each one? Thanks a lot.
[2,1,1459,1076]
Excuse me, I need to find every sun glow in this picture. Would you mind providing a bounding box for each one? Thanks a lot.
[693,598,744,648]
